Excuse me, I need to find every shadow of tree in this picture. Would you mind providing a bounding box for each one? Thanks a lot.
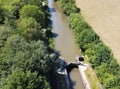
[67,72,76,89]
[53,32,59,38]
[49,8,56,13]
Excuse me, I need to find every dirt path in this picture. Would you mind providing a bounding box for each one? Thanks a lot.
[76,0,120,64]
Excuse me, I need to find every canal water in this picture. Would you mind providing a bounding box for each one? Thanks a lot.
[48,0,85,89]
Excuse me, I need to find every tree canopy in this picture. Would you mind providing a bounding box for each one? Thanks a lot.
[0,0,55,89]
[1,70,50,89]
[20,5,43,23]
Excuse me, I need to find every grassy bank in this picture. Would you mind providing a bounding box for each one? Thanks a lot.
[84,56,100,89]
[55,0,120,89]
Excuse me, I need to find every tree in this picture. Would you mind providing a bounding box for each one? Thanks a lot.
[0,3,5,24]
[26,0,42,7]
[0,26,13,47]
[0,35,51,75]
[18,17,42,41]
[27,41,50,74]
[68,13,91,33]
[0,35,29,77]
[10,0,43,19]
[20,5,43,24]
[1,70,50,89]
[76,29,99,51]
[0,0,54,89]
[63,4,79,16]
[59,0,79,16]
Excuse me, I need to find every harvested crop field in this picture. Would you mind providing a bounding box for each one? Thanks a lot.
[76,0,120,64]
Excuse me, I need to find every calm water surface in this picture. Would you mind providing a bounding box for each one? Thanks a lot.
[48,0,85,89]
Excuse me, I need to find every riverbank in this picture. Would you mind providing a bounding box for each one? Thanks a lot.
[55,0,100,89]
[53,0,120,88]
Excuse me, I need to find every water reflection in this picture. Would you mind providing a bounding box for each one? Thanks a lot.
[49,8,56,13]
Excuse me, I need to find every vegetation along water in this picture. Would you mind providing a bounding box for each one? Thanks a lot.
[55,0,120,89]
[0,0,57,89]
[0,0,120,89]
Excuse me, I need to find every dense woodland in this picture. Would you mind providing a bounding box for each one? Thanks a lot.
[56,0,120,89]
[0,0,58,89]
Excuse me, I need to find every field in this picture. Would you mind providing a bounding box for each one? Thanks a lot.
[76,0,120,64]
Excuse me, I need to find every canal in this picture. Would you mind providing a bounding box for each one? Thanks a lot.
[48,0,85,89]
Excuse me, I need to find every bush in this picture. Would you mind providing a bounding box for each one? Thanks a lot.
[77,29,99,51]
[58,0,120,88]
[58,0,79,16]
[92,43,112,67]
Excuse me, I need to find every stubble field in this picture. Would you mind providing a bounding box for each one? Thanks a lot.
[76,0,120,64]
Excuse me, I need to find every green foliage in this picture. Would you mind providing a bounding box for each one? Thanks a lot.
[0,3,5,24]
[1,70,50,89]
[18,17,40,30]
[62,4,78,16]
[58,0,79,16]
[68,13,99,51]
[108,59,120,75]
[0,34,53,88]
[0,35,50,73]
[91,43,112,67]
[68,13,82,29]
[50,53,57,62]
[18,17,42,41]
[76,29,99,51]
[11,0,43,7]
[68,13,91,31]
[20,4,43,23]
[59,0,120,88]
[25,0,43,7]
[0,0,55,89]
[104,76,120,89]
[0,26,14,47]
